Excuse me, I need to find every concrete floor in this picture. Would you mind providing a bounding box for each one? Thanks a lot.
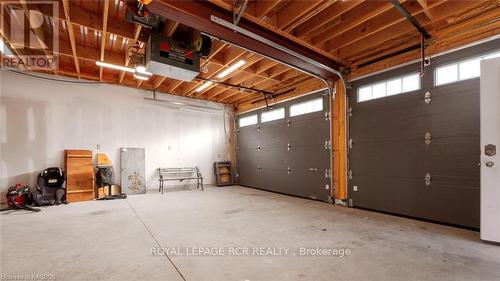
[1,186,499,281]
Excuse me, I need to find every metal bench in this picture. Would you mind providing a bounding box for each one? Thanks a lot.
[157,167,203,194]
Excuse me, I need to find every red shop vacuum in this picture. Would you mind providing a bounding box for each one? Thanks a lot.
[1,184,40,212]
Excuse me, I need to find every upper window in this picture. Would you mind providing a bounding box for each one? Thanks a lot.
[239,114,257,127]
[435,51,500,86]
[358,73,420,102]
[290,98,323,117]
[261,108,284,123]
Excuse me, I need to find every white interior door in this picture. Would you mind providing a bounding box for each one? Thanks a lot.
[480,57,500,242]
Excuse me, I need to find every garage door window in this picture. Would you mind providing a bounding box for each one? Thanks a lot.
[261,108,285,123]
[435,51,500,86]
[289,98,323,117]
[239,114,258,127]
[358,73,420,102]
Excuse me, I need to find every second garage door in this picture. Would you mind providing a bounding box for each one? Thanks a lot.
[237,91,331,202]
[348,39,500,228]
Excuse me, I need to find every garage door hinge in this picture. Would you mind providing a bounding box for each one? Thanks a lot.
[424,172,431,186]
[348,198,354,207]
[324,140,332,150]
[257,165,261,172]
[325,112,331,120]
[348,170,353,180]
[237,146,240,152]
[287,167,291,174]
[287,143,291,151]
[424,91,431,104]
[236,129,240,134]
[348,107,353,117]
[425,132,431,146]
[349,138,353,149]
[325,168,331,178]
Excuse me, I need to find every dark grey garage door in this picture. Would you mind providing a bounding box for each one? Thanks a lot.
[237,91,331,202]
[348,40,499,228]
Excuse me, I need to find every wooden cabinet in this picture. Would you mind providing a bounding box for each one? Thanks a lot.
[65,150,94,202]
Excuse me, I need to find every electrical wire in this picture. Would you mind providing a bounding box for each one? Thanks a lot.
[1,68,103,84]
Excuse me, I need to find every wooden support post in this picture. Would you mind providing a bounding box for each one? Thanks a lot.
[332,80,348,200]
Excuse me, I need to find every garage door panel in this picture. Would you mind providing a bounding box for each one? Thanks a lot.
[257,170,289,194]
[238,128,260,148]
[287,146,330,170]
[259,148,288,168]
[350,175,420,216]
[237,165,260,188]
[415,183,479,228]
[236,91,331,201]
[350,104,422,141]
[417,137,480,178]
[288,116,329,146]
[350,140,419,177]
[260,121,289,147]
[346,42,495,227]
[287,172,329,200]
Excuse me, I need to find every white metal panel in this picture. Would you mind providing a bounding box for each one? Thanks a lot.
[120,147,146,194]
[480,57,500,242]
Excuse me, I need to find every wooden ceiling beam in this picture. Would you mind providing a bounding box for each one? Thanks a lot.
[147,0,345,80]
[293,0,364,39]
[349,12,500,79]
[337,0,487,61]
[282,0,337,34]
[252,0,283,19]
[416,0,435,20]
[234,77,326,112]
[310,1,399,46]
[61,0,80,78]
[189,49,249,97]
[217,65,291,102]
[99,0,110,81]
[324,0,447,52]
[204,60,279,100]
[275,0,324,31]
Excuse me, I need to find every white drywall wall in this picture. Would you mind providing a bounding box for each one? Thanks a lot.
[0,70,235,199]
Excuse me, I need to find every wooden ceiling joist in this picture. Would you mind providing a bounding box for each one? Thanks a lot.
[3,0,498,110]
[61,0,80,77]
[99,0,110,81]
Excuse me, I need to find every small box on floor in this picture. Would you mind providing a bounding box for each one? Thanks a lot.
[97,185,121,199]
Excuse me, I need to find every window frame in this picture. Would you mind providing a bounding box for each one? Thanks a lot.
[357,72,421,103]
[289,97,324,117]
[261,107,285,123]
[434,51,500,87]
[238,114,258,128]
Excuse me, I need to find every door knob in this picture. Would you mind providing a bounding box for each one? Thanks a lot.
[486,161,495,168]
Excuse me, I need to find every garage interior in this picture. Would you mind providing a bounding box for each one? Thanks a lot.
[1,0,499,280]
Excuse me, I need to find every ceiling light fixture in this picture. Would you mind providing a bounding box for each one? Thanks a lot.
[96,61,152,81]
[96,61,134,72]
[134,65,153,80]
[195,81,213,92]
[217,59,246,78]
